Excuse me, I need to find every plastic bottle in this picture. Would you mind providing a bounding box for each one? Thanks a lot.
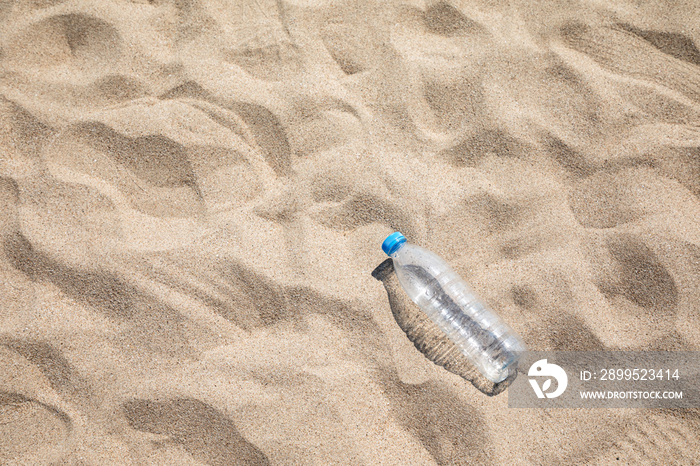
[382,232,526,383]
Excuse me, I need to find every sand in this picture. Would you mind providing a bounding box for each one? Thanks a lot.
[1,0,699,464]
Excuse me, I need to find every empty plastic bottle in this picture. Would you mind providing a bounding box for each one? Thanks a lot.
[382,232,526,383]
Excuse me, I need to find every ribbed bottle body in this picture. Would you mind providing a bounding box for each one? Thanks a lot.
[392,243,525,382]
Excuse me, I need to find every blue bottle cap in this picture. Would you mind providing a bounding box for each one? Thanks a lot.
[382,232,406,256]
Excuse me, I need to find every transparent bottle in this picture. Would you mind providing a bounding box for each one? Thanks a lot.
[382,232,526,383]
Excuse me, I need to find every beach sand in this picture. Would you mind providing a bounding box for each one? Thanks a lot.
[1,0,699,464]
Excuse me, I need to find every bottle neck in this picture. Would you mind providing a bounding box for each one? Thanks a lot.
[389,241,406,257]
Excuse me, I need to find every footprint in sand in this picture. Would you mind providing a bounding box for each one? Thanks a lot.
[123,398,269,466]
[0,343,74,463]
[3,13,121,74]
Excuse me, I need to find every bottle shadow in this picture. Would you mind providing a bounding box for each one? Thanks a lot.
[372,259,517,396]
